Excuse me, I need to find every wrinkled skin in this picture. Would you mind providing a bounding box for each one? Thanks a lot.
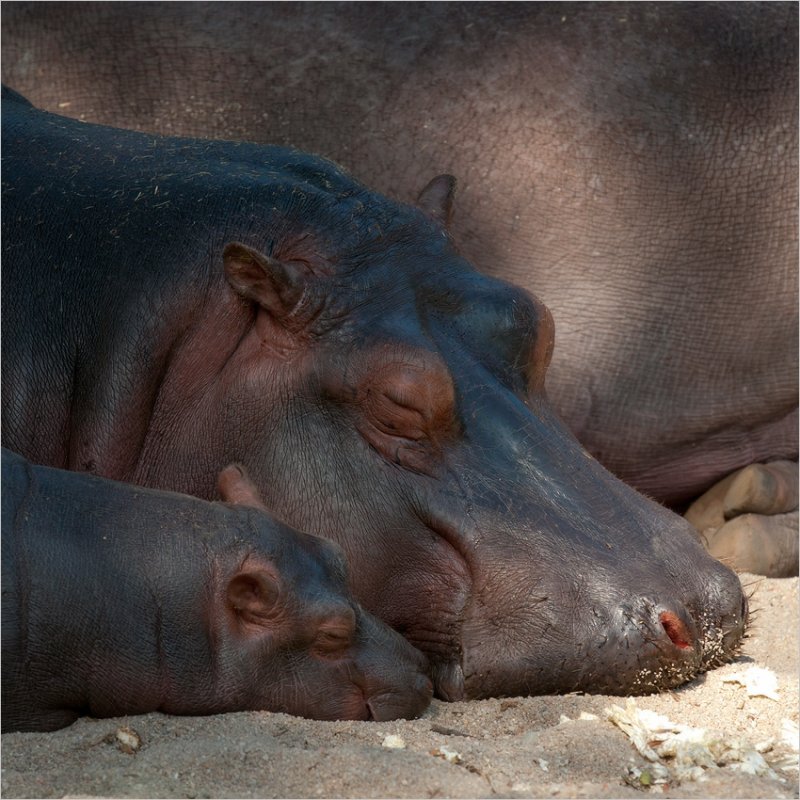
[1,1,795,506]
[1,449,432,732]
[1,90,747,701]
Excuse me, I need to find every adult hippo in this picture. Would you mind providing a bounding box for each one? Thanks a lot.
[1,88,747,701]
[1,449,432,732]
[1,2,795,516]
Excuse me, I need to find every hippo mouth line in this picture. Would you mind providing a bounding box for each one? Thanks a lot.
[366,679,433,722]
[404,504,475,702]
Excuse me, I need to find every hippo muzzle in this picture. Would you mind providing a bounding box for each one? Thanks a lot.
[456,528,748,699]
[427,398,749,700]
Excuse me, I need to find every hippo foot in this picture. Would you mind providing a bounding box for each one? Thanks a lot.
[684,461,799,577]
[702,511,799,578]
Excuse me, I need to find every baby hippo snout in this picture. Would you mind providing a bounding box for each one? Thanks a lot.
[263,597,433,723]
[354,609,433,721]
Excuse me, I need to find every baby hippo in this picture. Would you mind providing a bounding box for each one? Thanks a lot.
[1,449,432,732]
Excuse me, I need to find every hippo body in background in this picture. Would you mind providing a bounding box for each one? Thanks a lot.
[2,88,747,702]
[1,448,432,732]
[1,1,796,506]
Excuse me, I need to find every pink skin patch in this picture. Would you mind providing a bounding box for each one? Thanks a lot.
[659,611,693,650]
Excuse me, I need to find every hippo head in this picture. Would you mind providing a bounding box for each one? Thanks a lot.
[213,464,432,720]
[180,172,747,701]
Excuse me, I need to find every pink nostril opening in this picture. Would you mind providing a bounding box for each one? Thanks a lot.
[659,611,693,649]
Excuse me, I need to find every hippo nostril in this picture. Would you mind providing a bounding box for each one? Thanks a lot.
[659,611,693,650]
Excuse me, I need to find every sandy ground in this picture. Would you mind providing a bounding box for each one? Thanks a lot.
[2,574,797,800]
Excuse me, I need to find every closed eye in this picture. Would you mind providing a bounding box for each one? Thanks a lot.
[324,342,460,475]
[367,390,429,441]
[314,630,351,653]
[313,610,356,656]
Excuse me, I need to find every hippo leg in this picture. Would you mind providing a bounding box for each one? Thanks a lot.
[685,462,799,576]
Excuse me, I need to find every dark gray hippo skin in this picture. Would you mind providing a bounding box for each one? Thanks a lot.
[1,448,432,732]
[1,88,747,701]
[1,1,796,506]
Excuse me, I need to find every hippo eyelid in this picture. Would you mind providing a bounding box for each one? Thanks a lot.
[376,391,428,423]
[367,365,457,436]
[313,607,357,655]
[369,399,428,441]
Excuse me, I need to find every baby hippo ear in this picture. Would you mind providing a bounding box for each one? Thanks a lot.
[417,174,456,227]
[227,569,281,626]
[224,242,308,319]
[218,463,269,512]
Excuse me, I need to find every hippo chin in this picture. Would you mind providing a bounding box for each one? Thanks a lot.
[1,449,431,732]
[1,88,747,701]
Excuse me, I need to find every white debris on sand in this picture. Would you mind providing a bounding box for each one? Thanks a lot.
[429,746,462,764]
[775,719,800,772]
[607,698,795,785]
[113,726,142,755]
[558,711,600,724]
[381,734,406,750]
[722,665,781,700]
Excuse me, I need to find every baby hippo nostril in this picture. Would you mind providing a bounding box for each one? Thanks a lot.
[418,674,435,698]
[659,610,693,650]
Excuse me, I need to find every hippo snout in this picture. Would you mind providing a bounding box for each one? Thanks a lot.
[367,673,434,721]
[457,514,749,700]
[596,597,709,695]
[693,558,750,667]
[610,580,747,694]
[585,556,748,695]
[354,609,433,720]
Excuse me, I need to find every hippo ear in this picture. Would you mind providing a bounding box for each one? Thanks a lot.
[417,174,456,227]
[218,463,269,512]
[223,242,307,319]
[227,569,281,626]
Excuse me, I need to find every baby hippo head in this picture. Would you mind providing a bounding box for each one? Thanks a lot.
[213,465,432,721]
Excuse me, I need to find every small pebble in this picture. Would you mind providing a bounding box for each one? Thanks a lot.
[430,746,462,764]
[381,734,406,750]
[114,726,142,754]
